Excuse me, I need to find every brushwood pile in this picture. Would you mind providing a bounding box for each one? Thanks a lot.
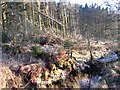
[1,36,120,89]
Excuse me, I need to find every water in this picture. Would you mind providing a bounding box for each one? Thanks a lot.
[80,51,119,88]
[97,51,118,63]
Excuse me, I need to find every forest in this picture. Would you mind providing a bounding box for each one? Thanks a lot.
[0,0,120,89]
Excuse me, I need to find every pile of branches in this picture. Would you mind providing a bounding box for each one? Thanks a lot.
[10,50,80,88]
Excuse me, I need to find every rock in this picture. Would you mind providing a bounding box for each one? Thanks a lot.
[79,78,90,88]
[41,45,56,55]
[9,64,20,72]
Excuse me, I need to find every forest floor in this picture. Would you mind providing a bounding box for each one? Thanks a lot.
[0,37,120,89]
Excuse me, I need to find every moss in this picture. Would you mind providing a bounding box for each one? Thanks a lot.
[32,46,41,58]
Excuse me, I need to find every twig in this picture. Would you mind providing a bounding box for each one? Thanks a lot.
[21,81,30,88]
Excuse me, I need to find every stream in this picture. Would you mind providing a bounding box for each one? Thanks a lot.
[79,51,119,88]
[97,51,118,63]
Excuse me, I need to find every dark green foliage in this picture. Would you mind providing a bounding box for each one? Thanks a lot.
[63,39,73,49]
[2,31,10,43]
[32,46,41,58]
[39,37,48,45]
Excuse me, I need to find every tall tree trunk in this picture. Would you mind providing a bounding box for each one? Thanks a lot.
[37,0,42,31]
